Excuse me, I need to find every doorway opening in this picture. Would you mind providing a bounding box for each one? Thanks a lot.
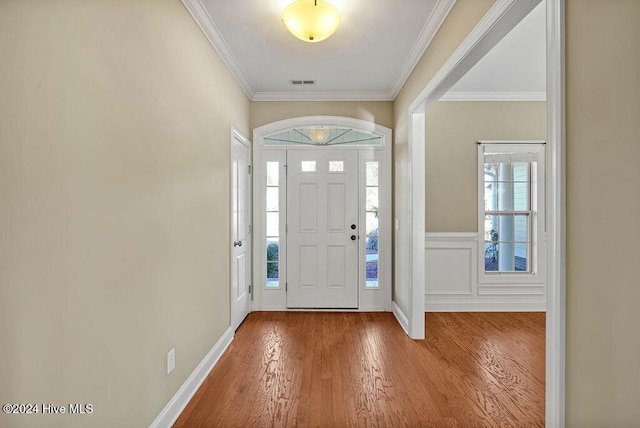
[252,116,392,311]
[401,0,565,424]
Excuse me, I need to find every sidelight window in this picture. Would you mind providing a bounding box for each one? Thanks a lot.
[365,161,379,288]
[266,161,280,288]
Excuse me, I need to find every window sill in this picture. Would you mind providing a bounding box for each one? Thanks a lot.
[478,271,544,285]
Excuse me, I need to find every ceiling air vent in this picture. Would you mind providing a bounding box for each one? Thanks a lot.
[289,80,315,86]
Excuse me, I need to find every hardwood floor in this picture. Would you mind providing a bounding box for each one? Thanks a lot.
[174,312,545,427]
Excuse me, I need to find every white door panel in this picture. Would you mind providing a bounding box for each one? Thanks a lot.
[327,183,346,232]
[327,246,346,287]
[287,149,359,308]
[231,131,251,329]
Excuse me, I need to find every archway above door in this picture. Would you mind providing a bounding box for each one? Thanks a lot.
[264,126,382,147]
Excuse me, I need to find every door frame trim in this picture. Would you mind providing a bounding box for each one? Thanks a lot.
[403,0,565,425]
[230,127,252,331]
[252,116,392,312]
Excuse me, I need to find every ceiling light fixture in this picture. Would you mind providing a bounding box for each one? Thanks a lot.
[282,0,340,43]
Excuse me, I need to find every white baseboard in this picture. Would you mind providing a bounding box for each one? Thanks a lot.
[259,305,387,312]
[426,300,546,312]
[258,305,287,311]
[392,301,410,335]
[149,327,234,428]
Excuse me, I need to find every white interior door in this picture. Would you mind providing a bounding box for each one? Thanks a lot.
[231,131,251,330]
[286,149,359,308]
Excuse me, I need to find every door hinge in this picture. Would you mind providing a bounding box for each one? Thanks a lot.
[248,284,252,294]
[285,224,288,233]
[285,282,288,291]
[248,165,252,175]
[248,225,252,235]
[285,164,288,175]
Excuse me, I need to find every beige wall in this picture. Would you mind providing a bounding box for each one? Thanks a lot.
[392,0,495,314]
[425,101,546,232]
[566,1,640,426]
[4,0,639,426]
[0,1,249,427]
[250,101,394,131]
[393,0,495,145]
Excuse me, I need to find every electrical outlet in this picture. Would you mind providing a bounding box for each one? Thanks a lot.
[167,348,175,375]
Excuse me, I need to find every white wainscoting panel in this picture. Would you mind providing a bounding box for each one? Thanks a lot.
[425,233,546,312]
[426,234,476,295]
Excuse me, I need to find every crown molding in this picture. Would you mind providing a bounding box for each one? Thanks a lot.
[388,0,457,99]
[408,0,542,113]
[181,0,255,99]
[252,91,394,102]
[183,0,455,102]
[440,91,547,101]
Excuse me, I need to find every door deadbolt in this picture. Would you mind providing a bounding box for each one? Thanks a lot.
[351,224,357,230]
[233,240,243,247]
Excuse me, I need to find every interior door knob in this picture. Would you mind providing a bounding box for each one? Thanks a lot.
[350,235,356,241]
[234,240,243,247]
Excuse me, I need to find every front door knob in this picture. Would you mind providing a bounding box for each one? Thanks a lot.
[350,235,356,241]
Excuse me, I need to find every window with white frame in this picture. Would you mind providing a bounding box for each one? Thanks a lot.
[478,142,545,276]
[365,161,380,288]
[265,161,280,288]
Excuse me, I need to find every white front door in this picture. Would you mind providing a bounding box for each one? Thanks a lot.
[231,130,251,330]
[286,149,359,308]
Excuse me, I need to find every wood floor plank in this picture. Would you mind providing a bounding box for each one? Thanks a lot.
[174,312,544,427]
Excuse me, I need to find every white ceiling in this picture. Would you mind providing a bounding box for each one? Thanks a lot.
[184,0,545,102]
[444,0,546,100]
[187,0,451,100]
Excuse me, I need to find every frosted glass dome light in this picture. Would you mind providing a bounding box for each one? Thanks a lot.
[282,0,340,43]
